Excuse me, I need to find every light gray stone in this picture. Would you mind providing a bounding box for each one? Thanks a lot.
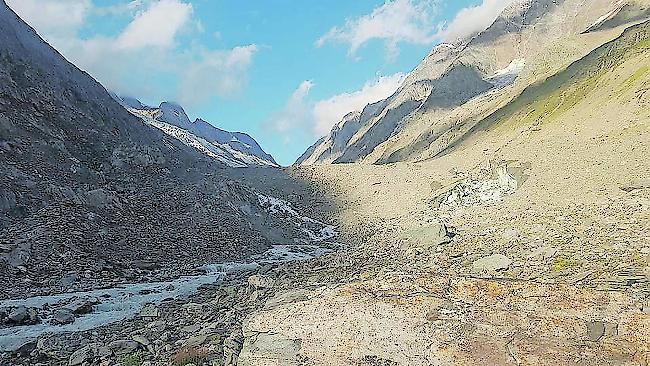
[139,304,159,318]
[108,339,139,355]
[52,309,75,325]
[69,346,93,366]
[586,321,605,342]
[472,254,512,273]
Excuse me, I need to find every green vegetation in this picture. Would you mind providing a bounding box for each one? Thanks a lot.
[119,352,145,366]
[472,21,650,135]
[620,66,649,91]
[551,256,576,272]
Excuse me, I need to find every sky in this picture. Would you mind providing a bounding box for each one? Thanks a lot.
[6,0,516,166]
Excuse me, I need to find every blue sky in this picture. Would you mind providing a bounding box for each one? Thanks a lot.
[7,0,513,165]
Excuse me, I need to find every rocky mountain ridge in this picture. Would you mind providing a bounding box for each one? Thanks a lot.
[111,95,278,168]
[297,0,650,166]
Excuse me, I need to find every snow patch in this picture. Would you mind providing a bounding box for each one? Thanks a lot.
[150,120,247,168]
[257,193,338,242]
[437,166,520,208]
[488,58,526,88]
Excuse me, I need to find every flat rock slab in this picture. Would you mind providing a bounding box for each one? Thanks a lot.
[402,223,450,248]
[472,254,512,273]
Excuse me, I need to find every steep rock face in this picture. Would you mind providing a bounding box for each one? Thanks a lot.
[0,0,200,220]
[113,97,277,167]
[297,0,645,165]
[0,0,288,297]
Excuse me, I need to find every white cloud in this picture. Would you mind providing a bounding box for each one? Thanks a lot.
[94,0,145,17]
[316,0,439,59]
[178,45,259,106]
[267,74,404,139]
[313,73,405,136]
[6,0,257,106]
[116,0,193,50]
[436,0,517,41]
[5,0,91,38]
[267,80,314,136]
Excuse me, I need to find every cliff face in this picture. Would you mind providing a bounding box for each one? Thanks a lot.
[0,0,309,299]
[297,0,649,166]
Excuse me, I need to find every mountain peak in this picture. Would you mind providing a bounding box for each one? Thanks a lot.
[112,95,278,167]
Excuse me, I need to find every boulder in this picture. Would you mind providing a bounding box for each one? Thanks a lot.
[132,334,154,353]
[472,254,512,274]
[108,339,139,355]
[139,304,159,318]
[181,334,207,348]
[52,309,75,325]
[586,321,605,342]
[248,275,275,289]
[8,306,39,325]
[69,346,93,366]
[65,297,99,315]
[402,222,451,249]
[237,332,301,366]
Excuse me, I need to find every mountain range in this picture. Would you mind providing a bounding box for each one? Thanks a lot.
[111,95,277,168]
[1,0,650,365]
[297,0,650,165]
[0,0,305,302]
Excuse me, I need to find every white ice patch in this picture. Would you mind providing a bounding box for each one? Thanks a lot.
[220,143,277,167]
[488,58,526,88]
[149,121,247,168]
[257,194,339,242]
[257,194,300,216]
[128,108,277,168]
[260,244,334,262]
[440,166,519,208]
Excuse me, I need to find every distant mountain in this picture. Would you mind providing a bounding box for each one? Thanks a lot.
[297,0,650,165]
[111,95,277,168]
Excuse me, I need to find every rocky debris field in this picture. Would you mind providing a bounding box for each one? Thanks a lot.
[2,177,648,365]
[1,0,649,365]
[0,171,330,299]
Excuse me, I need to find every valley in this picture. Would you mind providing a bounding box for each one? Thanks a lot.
[1,0,649,365]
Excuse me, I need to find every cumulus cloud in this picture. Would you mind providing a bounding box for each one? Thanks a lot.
[6,0,257,106]
[93,0,145,16]
[316,0,439,59]
[6,0,91,38]
[116,0,192,49]
[266,81,314,137]
[312,73,405,136]
[179,45,259,106]
[436,0,517,41]
[267,74,404,140]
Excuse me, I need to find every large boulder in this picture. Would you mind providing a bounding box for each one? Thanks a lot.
[472,254,512,274]
[52,309,75,325]
[7,306,39,325]
[402,222,452,249]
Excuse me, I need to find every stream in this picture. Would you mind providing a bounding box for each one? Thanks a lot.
[0,242,336,352]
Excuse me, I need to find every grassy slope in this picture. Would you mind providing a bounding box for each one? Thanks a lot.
[441,20,650,155]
